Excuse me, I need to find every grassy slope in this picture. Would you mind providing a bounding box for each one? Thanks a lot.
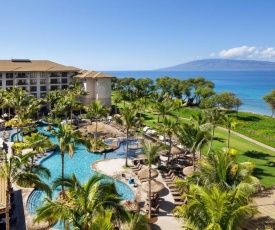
[206,128,275,187]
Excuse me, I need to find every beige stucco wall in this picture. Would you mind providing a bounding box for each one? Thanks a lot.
[79,78,112,107]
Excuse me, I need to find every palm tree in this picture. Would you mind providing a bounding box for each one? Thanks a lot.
[172,184,258,230]
[6,86,29,118]
[54,96,71,121]
[0,151,52,230]
[173,150,260,211]
[156,117,178,166]
[112,95,122,114]
[190,111,207,128]
[134,97,145,131]
[153,101,174,123]
[0,88,6,115]
[51,124,86,197]
[86,100,109,148]
[221,114,242,149]
[141,140,164,219]
[120,212,149,230]
[23,132,54,171]
[35,173,127,230]
[204,108,224,154]
[173,98,186,121]
[114,107,139,167]
[44,90,61,114]
[196,150,260,191]
[177,123,210,170]
[5,115,30,142]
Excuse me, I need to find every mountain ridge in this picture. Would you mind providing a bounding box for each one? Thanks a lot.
[160,59,275,70]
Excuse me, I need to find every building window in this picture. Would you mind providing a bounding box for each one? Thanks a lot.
[30,79,37,85]
[30,73,36,78]
[40,86,47,91]
[50,72,61,78]
[50,85,59,91]
[61,79,67,84]
[0,73,2,79]
[17,80,27,85]
[17,73,28,78]
[19,87,27,91]
[6,73,13,79]
[62,72,68,78]
[50,79,59,84]
[62,85,68,89]
[41,72,46,78]
[0,81,2,86]
[30,86,37,92]
[40,79,47,84]
[6,80,13,86]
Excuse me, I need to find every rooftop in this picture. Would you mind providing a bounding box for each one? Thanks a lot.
[0,60,79,72]
[74,70,114,79]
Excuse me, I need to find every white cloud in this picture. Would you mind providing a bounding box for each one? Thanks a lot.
[217,46,275,61]
[210,53,216,57]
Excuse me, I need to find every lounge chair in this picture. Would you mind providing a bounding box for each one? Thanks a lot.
[145,204,160,214]
[174,201,185,206]
[132,165,143,174]
[163,173,176,183]
[161,169,174,178]
[170,190,181,195]
[172,195,183,201]
[131,163,141,170]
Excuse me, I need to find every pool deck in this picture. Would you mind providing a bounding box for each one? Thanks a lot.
[92,158,183,230]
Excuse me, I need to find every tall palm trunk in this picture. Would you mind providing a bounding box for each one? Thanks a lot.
[95,120,98,149]
[5,180,11,230]
[227,129,231,149]
[8,107,11,120]
[61,152,65,198]
[125,129,129,167]
[139,108,142,131]
[16,126,19,142]
[207,127,215,154]
[148,165,152,219]
[192,149,196,171]
[166,136,172,167]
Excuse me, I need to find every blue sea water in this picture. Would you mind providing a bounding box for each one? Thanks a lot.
[105,70,275,116]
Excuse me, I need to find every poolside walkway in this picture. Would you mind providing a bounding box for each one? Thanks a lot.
[92,158,183,230]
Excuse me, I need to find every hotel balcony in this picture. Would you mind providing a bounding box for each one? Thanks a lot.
[17,81,28,85]
[50,80,61,84]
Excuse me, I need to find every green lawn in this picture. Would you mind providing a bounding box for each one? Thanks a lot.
[206,128,275,187]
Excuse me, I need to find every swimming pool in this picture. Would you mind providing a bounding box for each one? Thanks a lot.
[26,126,135,229]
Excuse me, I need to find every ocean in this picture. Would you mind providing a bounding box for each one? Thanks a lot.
[105,70,275,116]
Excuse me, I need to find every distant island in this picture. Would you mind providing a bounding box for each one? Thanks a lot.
[160,59,275,71]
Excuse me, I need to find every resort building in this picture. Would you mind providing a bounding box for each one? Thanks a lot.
[0,59,114,107]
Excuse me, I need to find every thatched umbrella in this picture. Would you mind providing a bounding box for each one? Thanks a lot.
[171,147,182,154]
[120,200,140,212]
[183,166,194,176]
[142,179,165,194]
[138,166,159,180]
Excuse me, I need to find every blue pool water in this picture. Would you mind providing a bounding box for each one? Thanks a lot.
[26,126,135,229]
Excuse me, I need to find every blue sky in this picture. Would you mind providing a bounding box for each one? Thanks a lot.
[1,0,275,70]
